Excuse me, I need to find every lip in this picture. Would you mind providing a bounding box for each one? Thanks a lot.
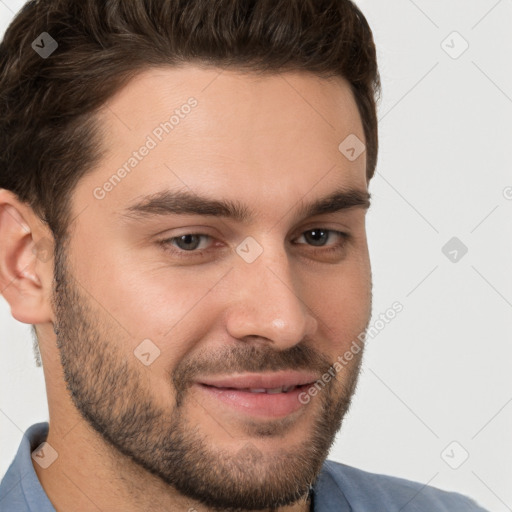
[198,371,320,390]
[195,371,319,418]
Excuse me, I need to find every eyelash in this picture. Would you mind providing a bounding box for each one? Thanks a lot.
[157,229,349,260]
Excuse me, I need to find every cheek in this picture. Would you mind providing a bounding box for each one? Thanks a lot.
[70,243,224,368]
[302,258,371,351]
[101,263,230,365]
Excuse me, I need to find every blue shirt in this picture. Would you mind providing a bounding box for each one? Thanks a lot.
[0,422,489,511]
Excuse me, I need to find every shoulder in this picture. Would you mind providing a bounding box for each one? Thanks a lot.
[0,422,54,512]
[314,460,489,511]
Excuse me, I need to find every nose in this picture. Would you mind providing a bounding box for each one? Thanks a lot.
[224,246,318,350]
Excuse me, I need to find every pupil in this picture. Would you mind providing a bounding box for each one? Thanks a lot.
[306,229,327,247]
[178,234,200,251]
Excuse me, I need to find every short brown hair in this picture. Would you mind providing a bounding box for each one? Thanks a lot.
[0,0,380,241]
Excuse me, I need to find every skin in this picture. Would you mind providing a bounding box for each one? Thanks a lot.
[0,65,372,512]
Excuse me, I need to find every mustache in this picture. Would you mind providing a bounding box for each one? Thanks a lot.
[171,342,333,402]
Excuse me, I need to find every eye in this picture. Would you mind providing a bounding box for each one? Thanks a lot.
[157,228,349,261]
[294,229,348,249]
[160,234,212,253]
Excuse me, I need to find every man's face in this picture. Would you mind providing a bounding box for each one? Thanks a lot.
[51,66,372,510]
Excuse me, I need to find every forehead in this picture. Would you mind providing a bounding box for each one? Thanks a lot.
[74,65,367,223]
[101,64,362,130]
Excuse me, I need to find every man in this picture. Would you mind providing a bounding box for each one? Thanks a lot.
[0,1,488,511]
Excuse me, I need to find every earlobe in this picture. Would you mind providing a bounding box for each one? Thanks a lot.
[0,190,54,325]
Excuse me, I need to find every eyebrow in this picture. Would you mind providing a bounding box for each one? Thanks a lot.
[121,187,371,223]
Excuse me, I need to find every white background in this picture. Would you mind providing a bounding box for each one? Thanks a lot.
[1,1,511,510]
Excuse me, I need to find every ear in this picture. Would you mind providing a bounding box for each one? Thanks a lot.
[0,189,55,324]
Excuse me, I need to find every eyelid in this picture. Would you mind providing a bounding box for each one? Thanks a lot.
[297,220,352,234]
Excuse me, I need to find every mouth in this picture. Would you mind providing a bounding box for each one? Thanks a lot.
[200,383,310,394]
[195,372,319,418]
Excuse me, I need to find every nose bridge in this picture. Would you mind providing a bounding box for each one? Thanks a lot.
[225,239,318,347]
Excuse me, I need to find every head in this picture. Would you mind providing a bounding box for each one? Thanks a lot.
[0,1,380,510]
